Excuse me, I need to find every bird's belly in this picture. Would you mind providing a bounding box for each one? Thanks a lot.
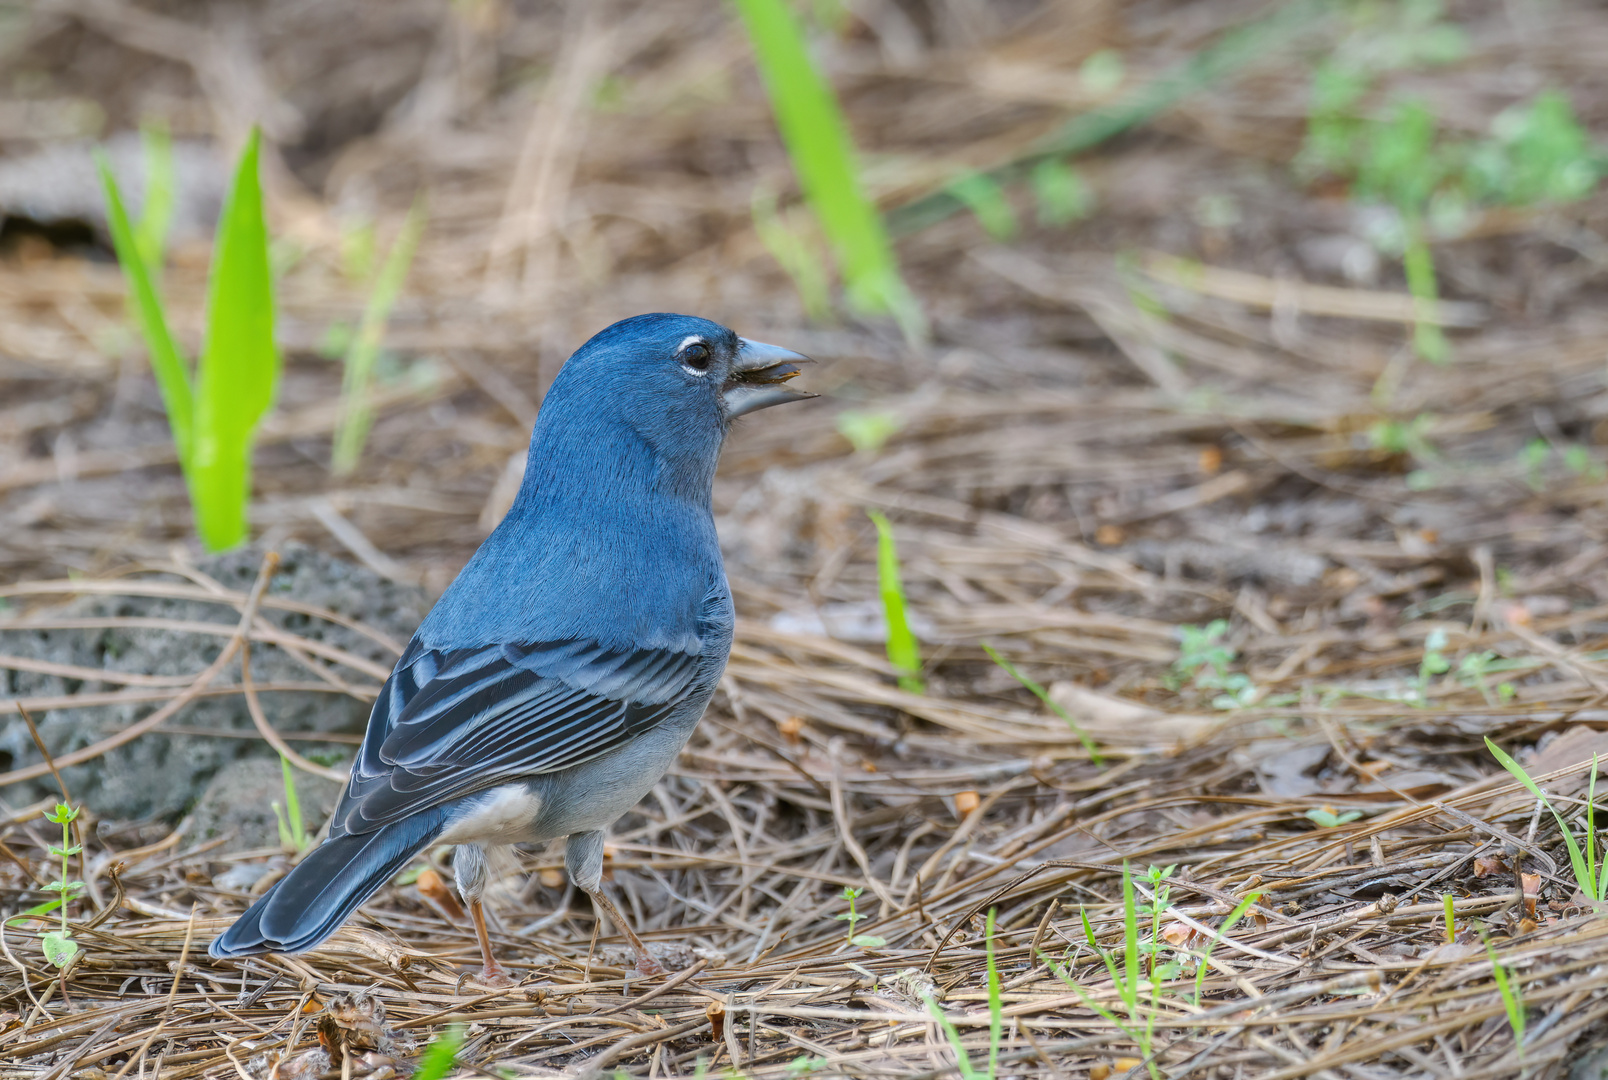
[439,785,543,845]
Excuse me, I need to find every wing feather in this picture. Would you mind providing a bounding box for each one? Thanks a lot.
[330,639,705,837]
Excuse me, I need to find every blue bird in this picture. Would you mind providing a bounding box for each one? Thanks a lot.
[209,314,812,983]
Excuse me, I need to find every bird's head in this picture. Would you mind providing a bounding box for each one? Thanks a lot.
[528,313,815,502]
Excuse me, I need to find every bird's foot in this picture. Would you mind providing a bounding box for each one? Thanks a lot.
[633,950,667,979]
[472,963,517,989]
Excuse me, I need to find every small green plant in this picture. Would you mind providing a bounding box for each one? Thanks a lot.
[1457,650,1517,705]
[1168,620,1256,708]
[1484,936,1527,1063]
[981,642,1104,765]
[99,128,279,552]
[134,119,175,269]
[922,908,1004,1080]
[731,0,923,338]
[40,802,84,969]
[332,196,427,475]
[1443,892,1456,943]
[1413,627,1452,704]
[1045,864,1165,1079]
[866,509,923,693]
[835,886,886,948]
[411,1023,465,1080]
[1305,807,1363,828]
[1486,738,1604,905]
[272,755,310,852]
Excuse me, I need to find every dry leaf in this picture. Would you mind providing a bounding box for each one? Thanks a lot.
[1473,856,1508,877]
[954,790,980,816]
[1521,873,1541,919]
[416,868,465,923]
[777,715,805,744]
[706,999,726,1043]
[1198,445,1223,475]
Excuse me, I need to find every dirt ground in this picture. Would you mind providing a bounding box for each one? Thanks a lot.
[5,0,1608,1077]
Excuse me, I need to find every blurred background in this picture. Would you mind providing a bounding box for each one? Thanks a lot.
[5,0,1608,1074]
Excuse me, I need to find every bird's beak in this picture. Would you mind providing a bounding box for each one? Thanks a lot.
[724,338,817,417]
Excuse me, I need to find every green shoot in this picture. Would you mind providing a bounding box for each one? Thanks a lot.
[730,0,923,337]
[39,802,83,969]
[1044,864,1163,1078]
[134,118,175,270]
[981,642,1103,765]
[1484,936,1526,1061]
[753,187,832,322]
[333,195,427,475]
[1485,738,1604,903]
[866,510,923,693]
[1443,893,1456,944]
[834,886,885,948]
[1192,890,1261,1005]
[836,408,904,454]
[985,909,1003,1080]
[411,1023,465,1080]
[948,171,1018,242]
[98,150,193,463]
[1416,627,1451,704]
[272,755,310,852]
[99,129,279,551]
[1305,808,1363,828]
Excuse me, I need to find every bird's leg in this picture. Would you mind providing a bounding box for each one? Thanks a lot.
[454,843,515,988]
[566,830,664,978]
[583,883,665,978]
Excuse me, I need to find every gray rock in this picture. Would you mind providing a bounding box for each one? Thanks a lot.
[190,756,343,853]
[0,543,426,826]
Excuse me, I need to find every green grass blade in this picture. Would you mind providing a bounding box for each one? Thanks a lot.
[1591,754,1602,901]
[1193,891,1260,1005]
[923,998,979,1080]
[981,642,1104,764]
[135,119,175,270]
[192,129,278,551]
[411,1023,465,1080]
[985,909,1002,1079]
[888,0,1325,235]
[97,152,193,465]
[1121,863,1139,1020]
[948,171,1018,241]
[866,510,922,693]
[332,196,427,475]
[730,0,921,332]
[1486,736,1592,897]
[1484,939,1526,1054]
[279,755,307,849]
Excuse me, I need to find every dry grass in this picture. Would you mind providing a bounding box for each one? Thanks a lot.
[5,0,1608,1076]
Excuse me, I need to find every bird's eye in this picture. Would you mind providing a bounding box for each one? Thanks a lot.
[680,342,711,373]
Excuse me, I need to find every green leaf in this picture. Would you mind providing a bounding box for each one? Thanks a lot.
[730,0,923,336]
[98,152,194,466]
[851,934,887,948]
[947,171,1018,241]
[866,510,923,693]
[5,898,63,926]
[411,1023,465,1080]
[192,128,278,551]
[135,118,175,270]
[41,930,78,969]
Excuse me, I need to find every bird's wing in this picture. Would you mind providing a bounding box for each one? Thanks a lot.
[330,639,706,837]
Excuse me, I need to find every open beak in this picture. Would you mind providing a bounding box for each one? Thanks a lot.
[724,338,817,417]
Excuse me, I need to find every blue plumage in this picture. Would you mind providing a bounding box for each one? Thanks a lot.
[209,314,812,980]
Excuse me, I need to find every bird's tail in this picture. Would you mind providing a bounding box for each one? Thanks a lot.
[209,809,448,958]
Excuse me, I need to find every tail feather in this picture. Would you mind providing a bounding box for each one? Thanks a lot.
[209,810,447,958]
